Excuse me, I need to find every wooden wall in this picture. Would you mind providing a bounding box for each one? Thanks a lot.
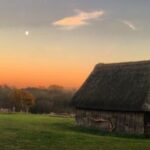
[76,109,145,135]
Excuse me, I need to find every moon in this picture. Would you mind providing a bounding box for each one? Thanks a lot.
[25,30,29,36]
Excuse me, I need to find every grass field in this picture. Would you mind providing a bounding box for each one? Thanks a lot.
[0,114,149,150]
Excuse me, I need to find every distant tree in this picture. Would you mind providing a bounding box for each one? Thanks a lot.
[21,90,35,113]
[0,85,12,109]
[9,89,35,113]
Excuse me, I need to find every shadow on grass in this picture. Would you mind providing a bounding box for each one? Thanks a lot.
[51,122,149,140]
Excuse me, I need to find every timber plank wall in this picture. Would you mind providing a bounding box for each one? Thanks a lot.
[76,109,146,135]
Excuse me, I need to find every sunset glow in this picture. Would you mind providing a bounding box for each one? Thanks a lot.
[0,0,150,88]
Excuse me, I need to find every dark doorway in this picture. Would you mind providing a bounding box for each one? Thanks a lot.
[144,112,150,137]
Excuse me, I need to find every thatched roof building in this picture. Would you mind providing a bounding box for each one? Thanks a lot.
[72,60,150,136]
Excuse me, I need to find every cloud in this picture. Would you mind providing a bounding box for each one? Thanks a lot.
[122,20,137,31]
[53,10,104,30]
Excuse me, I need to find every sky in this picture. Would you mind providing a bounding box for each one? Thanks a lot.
[0,0,150,88]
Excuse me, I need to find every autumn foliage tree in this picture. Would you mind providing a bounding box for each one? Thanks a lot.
[9,89,35,113]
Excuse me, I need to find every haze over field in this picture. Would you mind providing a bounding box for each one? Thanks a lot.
[0,0,150,88]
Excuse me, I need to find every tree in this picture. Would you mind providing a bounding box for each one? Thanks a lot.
[9,89,35,113]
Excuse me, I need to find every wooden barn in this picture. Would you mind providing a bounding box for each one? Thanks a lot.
[72,60,150,136]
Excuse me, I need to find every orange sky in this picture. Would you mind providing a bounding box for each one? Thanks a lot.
[0,28,150,88]
[0,56,93,88]
[0,1,150,88]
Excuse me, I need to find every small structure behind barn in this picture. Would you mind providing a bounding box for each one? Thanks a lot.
[72,60,150,136]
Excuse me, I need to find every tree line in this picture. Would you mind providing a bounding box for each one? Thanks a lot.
[0,85,76,114]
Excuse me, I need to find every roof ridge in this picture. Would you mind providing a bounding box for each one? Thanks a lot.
[96,60,150,67]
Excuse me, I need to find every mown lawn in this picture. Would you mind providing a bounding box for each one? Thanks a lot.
[0,114,149,150]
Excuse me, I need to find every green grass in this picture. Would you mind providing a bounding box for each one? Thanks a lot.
[0,114,149,150]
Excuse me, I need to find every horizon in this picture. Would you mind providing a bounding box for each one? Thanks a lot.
[0,0,150,88]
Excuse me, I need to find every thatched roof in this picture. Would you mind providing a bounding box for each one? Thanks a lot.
[72,60,150,112]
